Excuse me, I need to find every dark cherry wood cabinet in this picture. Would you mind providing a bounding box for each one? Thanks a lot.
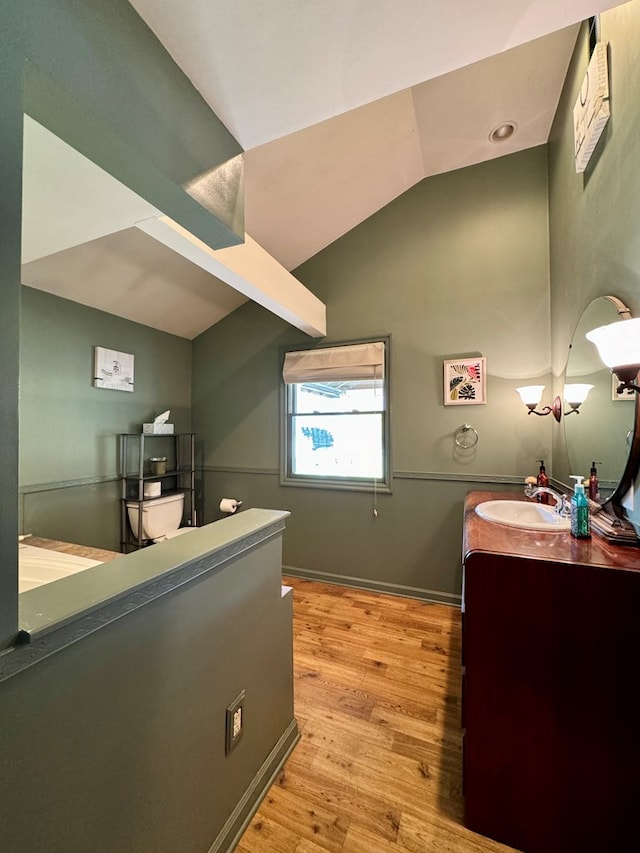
[462,491,640,853]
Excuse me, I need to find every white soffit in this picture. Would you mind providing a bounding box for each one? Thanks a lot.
[137,218,327,337]
[128,0,628,150]
[22,229,249,340]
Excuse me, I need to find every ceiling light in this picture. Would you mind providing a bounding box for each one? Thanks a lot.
[489,122,517,143]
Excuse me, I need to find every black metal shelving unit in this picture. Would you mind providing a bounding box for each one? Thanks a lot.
[119,432,196,553]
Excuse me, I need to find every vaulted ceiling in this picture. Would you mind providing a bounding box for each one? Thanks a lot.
[21,1,628,338]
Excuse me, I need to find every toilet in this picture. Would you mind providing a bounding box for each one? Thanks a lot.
[126,492,197,543]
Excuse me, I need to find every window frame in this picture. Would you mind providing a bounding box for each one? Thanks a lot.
[279,336,392,493]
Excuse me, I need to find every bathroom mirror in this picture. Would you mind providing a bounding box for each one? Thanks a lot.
[563,296,636,501]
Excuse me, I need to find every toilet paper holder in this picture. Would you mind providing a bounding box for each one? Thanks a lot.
[220,498,242,514]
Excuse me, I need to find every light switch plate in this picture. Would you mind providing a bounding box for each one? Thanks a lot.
[225,690,245,755]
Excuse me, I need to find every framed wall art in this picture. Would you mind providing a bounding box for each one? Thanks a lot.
[94,346,135,392]
[612,372,635,401]
[444,357,486,406]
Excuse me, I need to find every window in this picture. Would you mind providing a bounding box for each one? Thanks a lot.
[281,339,390,491]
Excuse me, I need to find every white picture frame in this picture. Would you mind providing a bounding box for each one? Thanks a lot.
[444,357,487,406]
[93,346,134,392]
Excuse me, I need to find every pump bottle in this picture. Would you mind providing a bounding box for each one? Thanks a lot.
[588,462,601,502]
[569,475,590,539]
[536,460,549,504]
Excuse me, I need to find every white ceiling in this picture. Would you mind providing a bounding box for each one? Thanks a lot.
[22,1,628,338]
[242,26,582,270]
[129,0,626,274]
[129,0,623,150]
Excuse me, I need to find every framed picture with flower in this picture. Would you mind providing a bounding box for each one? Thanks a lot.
[443,357,487,405]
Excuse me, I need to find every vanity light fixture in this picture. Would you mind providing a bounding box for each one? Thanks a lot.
[515,386,562,422]
[563,383,594,414]
[586,317,640,393]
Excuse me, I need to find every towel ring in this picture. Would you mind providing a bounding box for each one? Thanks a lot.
[455,423,479,449]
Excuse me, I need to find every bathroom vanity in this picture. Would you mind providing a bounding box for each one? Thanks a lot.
[462,491,640,853]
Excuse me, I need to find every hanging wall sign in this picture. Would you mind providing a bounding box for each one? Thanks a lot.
[573,41,610,174]
[93,346,134,392]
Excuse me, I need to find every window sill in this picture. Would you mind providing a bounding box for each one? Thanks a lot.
[280,475,392,494]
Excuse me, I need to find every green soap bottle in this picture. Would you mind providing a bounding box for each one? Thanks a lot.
[569,475,590,539]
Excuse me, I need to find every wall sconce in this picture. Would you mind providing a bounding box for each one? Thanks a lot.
[586,318,640,393]
[515,385,562,421]
[563,383,594,414]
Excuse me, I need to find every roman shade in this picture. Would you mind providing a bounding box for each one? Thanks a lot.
[282,342,385,384]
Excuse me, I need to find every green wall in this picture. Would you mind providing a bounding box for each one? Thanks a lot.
[2,521,297,853]
[193,146,552,602]
[19,288,192,551]
[548,3,640,505]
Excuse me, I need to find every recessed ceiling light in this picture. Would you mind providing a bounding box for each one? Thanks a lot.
[489,122,518,143]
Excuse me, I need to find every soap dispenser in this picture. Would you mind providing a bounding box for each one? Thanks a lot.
[536,460,549,504]
[569,475,590,539]
[588,462,601,502]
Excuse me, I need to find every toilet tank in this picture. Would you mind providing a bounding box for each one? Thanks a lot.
[126,492,185,540]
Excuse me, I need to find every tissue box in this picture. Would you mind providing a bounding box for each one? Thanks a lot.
[142,423,174,434]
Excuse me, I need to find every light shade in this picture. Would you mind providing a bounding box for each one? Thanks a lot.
[586,318,640,369]
[564,384,594,405]
[515,385,545,405]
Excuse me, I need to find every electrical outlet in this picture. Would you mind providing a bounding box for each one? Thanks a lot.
[225,690,245,755]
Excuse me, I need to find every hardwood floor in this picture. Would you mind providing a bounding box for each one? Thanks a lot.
[237,577,518,853]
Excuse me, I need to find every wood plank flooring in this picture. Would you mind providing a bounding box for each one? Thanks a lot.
[237,578,519,853]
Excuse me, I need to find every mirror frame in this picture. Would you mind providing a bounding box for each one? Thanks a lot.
[605,382,640,520]
[585,296,640,543]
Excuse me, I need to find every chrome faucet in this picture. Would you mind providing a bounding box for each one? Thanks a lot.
[523,483,571,517]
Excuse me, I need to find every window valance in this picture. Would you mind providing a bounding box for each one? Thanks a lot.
[282,342,385,384]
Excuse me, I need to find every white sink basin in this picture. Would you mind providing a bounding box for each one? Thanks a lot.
[475,500,570,531]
